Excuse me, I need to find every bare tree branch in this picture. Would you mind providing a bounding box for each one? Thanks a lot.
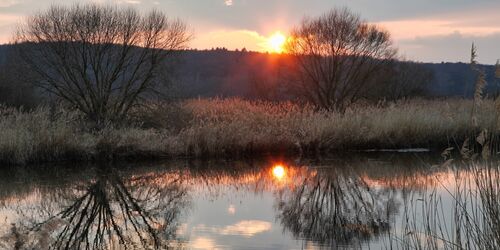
[284,7,396,111]
[14,4,191,128]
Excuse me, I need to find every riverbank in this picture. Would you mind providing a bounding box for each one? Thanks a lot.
[0,98,494,165]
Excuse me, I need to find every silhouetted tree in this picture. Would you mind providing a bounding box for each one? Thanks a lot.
[15,4,190,127]
[284,7,396,111]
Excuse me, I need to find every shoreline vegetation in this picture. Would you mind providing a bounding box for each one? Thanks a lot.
[0,98,494,165]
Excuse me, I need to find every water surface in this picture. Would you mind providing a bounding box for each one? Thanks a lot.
[0,154,484,249]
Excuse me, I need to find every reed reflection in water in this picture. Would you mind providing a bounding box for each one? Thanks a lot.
[393,161,500,250]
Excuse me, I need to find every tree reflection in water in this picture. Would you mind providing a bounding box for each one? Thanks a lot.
[0,155,441,249]
[18,166,190,249]
[275,166,398,247]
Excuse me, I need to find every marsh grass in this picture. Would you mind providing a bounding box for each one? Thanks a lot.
[0,105,173,165]
[176,98,497,156]
[0,98,497,165]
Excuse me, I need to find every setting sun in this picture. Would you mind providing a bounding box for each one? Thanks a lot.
[267,32,287,53]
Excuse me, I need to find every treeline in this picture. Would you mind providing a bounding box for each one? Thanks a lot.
[174,50,500,100]
[0,45,41,108]
[1,45,500,109]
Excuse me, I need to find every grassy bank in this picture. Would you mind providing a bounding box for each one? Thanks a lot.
[0,98,495,165]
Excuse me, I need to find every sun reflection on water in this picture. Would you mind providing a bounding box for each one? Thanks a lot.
[272,165,286,180]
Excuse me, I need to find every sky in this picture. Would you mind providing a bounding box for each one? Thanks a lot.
[1,0,500,63]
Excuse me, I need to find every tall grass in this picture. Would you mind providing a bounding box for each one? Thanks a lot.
[0,98,497,165]
[0,106,86,165]
[176,98,496,156]
[0,106,170,165]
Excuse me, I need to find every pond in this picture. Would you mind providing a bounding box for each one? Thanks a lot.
[0,153,496,249]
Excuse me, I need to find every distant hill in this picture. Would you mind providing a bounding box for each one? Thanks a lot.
[421,62,497,97]
[0,45,498,99]
[172,49,499,99]
[171,49,285,98]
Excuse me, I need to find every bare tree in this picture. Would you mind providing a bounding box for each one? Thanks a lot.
[15,4,190,127]
[284,7,396,111]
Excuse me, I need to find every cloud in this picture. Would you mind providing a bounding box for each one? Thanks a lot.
[193,220,272,237]
[0,13,20,24]
[227,204,236,215]
[191,29,269,52]
[0,14,23,43]
[0,0,20,8]
[378,19,500,41]
[123,0,140,4]
[373,7,500,63]
[219,220,272,236]
[224,0,233,6]
[374,5,500,40]
[190,237,217,249]
[396,32,500,63]
[88,0,141,4]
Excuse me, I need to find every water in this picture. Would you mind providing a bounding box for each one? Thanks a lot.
[0,153,490,249]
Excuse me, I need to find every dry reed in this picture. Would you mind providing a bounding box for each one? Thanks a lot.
[0,98,496,165]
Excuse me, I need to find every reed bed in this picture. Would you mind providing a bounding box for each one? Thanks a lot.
[0,98,496,165]
[177,98,495,156]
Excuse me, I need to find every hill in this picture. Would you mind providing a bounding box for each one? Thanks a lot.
[172,49,498,99]
[0,45,498,101]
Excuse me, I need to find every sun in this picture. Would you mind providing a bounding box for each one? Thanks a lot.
[267,32,287,53]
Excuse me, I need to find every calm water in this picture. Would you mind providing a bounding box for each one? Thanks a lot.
[0,153,487,249]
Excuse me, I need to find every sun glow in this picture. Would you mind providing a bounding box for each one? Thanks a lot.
[266,32,287,53]
[272,165,286,180]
